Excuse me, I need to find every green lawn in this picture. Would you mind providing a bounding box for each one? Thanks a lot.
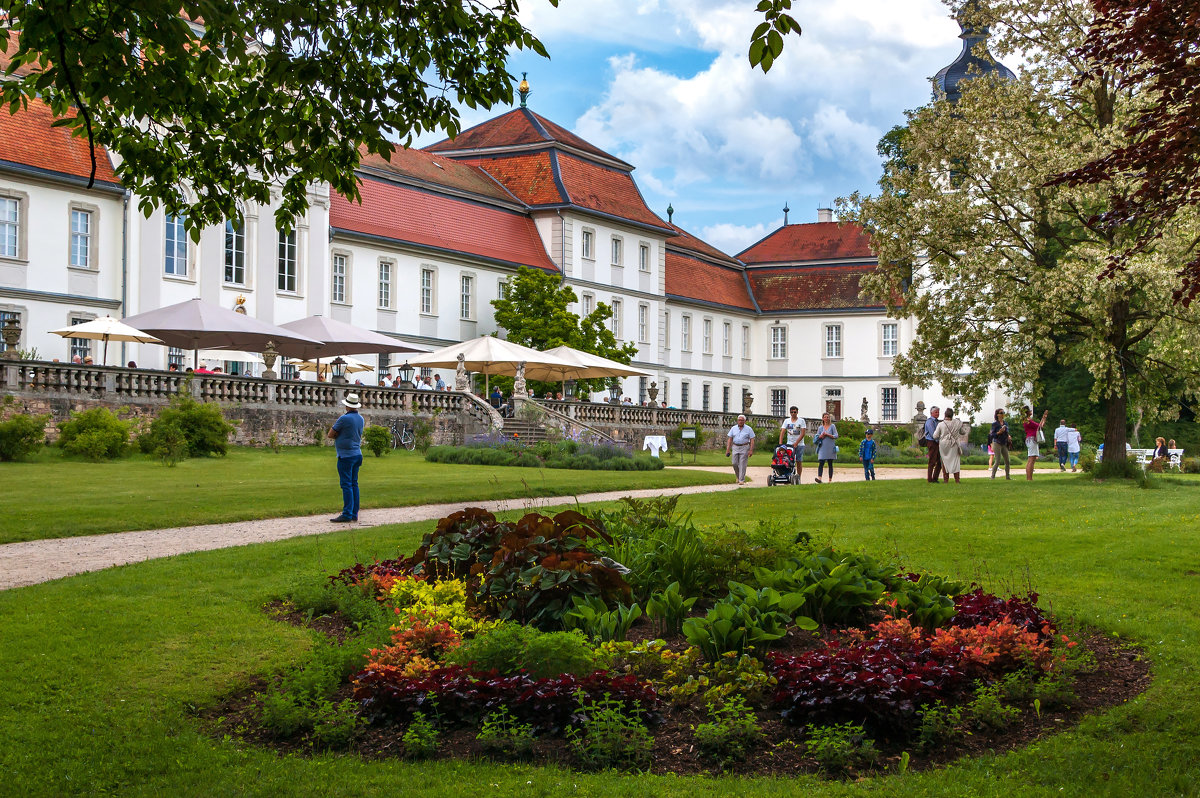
[0,446,727,543]
[2,476,1199,796]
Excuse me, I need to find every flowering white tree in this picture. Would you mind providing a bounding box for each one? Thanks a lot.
[841,0,1200,465]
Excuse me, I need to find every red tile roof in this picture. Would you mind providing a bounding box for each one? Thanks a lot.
[0,29,38,77]
[554,153,670,231]
[461,152,564,206]
[330,176,558,272]
[0,98,119,186]
[665,222,739,266]
[426,108,624,165]
[747,266,884,312]
[665,251,755,310]
[358,145,517,204]
[738,222,874,264]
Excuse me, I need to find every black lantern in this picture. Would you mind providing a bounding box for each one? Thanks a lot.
[608,378,621,403]
[330,356,348,383]
[398,360,415,388]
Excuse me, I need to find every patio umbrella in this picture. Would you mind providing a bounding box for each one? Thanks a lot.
[277,315,430,359]
[403,335,576,395]
[289,355,375,378]
[49,315,163,365]
[121,298,323,365]
[522,344,654,397]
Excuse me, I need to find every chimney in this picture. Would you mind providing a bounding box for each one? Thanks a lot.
[817,207,834,223]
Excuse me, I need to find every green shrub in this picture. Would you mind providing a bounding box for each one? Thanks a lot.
[564,596,642,642]
[692,696,763,768]
[878,426,914,447]
[805,722,878,774]
[363,425,391,457]
[834,419,866,442]
[477,708,536,759]
[58,407,130,460]
[669,423,709,450]
[967,682,1021,730]
[0,412,48,461]
[152,419,188,466]
[568,695,653,771]
[402,711,439,759]
[145,393,235,458]
[523,630,600,678]
[646,582,698,638]
[445,623,598,678]
[917,700,965,751]
[259,639,370,742]
[1093,454,1144,481]
[1181,457,1200,474]
[311,698,360,750]
[413,417,435,452]
[513,452,543,468]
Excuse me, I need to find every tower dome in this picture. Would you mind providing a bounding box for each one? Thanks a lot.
[932,6,1016,103]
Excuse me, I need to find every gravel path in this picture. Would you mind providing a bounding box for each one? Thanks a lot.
[0,464,1020,591]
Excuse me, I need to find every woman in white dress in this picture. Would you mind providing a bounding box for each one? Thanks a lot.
[933,408,968,483]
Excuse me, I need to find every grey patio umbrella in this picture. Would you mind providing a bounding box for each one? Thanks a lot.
[121,298,323,365]
[277,315,429,359]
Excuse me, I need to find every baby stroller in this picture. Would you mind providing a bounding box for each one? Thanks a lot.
[769,444,798,486]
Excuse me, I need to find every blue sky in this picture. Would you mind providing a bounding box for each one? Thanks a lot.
[413,0,968,256]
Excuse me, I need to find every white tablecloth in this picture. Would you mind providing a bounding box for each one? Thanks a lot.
[643,435,669,457]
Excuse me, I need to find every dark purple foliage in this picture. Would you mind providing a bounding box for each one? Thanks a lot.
[951,589,1049,635]
[328,557,409,586]
[353,666,660,734]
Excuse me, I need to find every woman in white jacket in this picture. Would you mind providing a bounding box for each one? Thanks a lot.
[934,408,969,483]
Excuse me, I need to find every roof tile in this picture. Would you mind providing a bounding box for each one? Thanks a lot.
[426,108,621,164]
[747,266,883,312]
[554,153,670,230]
[330,177,558,272]
[738,222,874,264]
[358,146,516,204]
[0,97,118,185]
[461,152,564,205]
[665,251,755,310]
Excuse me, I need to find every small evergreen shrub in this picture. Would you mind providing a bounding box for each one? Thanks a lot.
[363,425,391,457]
[692,696,763,767]
[402,711,439,759]
[568,694,654,771]
[477,707,536,759]
[151,393,235,457]
[805,722,878,774]
[58,407,130,460]
[0,412,48,461]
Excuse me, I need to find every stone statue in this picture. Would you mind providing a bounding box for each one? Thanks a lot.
[454,353,469,391]
[860,396,870,424]
[914,401,927,423]
[513,360,528,397]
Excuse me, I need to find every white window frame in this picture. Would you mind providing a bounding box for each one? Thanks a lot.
[702,318,713,354]
[881,386,900,422]
[68,204,99,270]
[460,273,475,320]
[378,259,394,309]
[420,267,436,315]
[770,325,787,359]
[771,388,788,417]
[722,322,731,356]
[610,298,623,339]
[611,236,623,267]
[581,292,594,317]
[581,228,595,260]
[68,313,96,362]
[224,217,246,285]
[164,212,189,277]
[741,325,750,359]
[824,323,843,359]
[702,382,711,411]
[638,243,651,272]
[681,314,692,352]
[881,321,899,358]
[638,303,649,343]
[680,380,690,410]
[663,310,671,350]
[276,228,298,293]
[330,252,349,304]
[0,195,20,259]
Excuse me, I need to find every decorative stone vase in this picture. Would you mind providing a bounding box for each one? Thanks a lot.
[647,381,659,402]
[742,390,754,414]
[261,341,279,379]
[1,315,21,359]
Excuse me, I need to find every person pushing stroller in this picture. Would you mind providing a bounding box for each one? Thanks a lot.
[779,406,807,483]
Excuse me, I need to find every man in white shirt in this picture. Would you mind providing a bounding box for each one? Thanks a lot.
[380,373,394,389]
[779,405,807,483]
[1067,425,1082,472]
[417,376,433,390]
[1053,419,1071,471]
[725,415,756,486]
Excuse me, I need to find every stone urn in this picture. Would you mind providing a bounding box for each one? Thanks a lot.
[1,314,20,360]
[647,381,659,403]
[261,341,279,380]
[742,389,754,414]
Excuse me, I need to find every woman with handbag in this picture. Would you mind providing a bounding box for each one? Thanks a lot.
[933,408,967,482]
[988,409,1013,479]
[1022,407,1049,481]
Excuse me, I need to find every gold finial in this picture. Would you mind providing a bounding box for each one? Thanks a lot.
[518,72,530,108]
[234,294,247,314]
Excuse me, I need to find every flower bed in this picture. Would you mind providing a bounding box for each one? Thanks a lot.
[426,436,664,471]
[223,499,1146,777]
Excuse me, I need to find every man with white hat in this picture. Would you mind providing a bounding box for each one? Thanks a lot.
[327,392,365,522]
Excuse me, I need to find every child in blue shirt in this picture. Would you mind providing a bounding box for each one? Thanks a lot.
[858,429,877,481]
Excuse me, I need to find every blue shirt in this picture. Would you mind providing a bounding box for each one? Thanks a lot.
[859,438,877,461]
[923,416,939,441]
[331,411,364,458]
[727,424,756,446]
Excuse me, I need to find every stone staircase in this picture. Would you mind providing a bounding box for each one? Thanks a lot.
[501,417,550,444]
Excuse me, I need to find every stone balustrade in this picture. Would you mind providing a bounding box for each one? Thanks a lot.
[539,398,782,443]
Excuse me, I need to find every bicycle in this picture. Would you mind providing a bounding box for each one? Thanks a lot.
[389,419,416,451]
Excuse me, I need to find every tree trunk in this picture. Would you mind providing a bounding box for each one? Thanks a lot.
[1102,299,1130,463]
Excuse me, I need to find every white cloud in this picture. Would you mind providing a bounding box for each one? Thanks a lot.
[700,220,779,256]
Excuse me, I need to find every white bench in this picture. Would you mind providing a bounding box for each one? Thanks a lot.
[1096,447,1184,469]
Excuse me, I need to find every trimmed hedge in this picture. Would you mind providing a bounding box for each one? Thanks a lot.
[426,445,664,471]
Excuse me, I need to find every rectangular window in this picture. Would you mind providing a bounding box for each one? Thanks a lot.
[69,317,92,362]
[611,299,622,339]
[638,376,648,404]
[378,352,391,374]
[663,311,670,349]
[460,275,473,319]
[681,381,690,410]
[882,387,899,422]
[681,315,692,351]
[582,293,594,317]
[498,278,509,300]
[742,325,750,358]
[825,324,843,358]
[0,198,17,257]
[611,237,623,267]
[69,209,92,269]
[639,243,650,272]
[702,384,711,411]
[723,385,731,413]
[277,229,297,292]
[723,322,731,356]
[164,213,188,276]
[167,347,186,369]
[581,229,594,260]
[378,261,393,308]
[420,268,434,314]
[702,319,712,354]
[771,389,787,417]
[224,219,245,284]
[638,304,649,342]
[882,322,899,357]
[331,253,347,304]
[771,326,787,359]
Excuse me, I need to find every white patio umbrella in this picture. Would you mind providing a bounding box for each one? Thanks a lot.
[49,315,163,365]
[289,355,375,378]
[277,315,429,359]
[403,335,576,395]
[537,345,654,380]
[121,298,323,365]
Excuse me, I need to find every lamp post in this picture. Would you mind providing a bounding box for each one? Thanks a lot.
[608,378,621,403]
[398,361,415,389]
[330,356,348,384]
